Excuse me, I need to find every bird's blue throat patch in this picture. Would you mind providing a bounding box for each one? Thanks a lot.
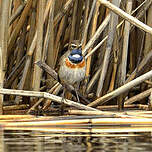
[68,49,83,63]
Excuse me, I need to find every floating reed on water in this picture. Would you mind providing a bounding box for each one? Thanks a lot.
[0,0,152,116]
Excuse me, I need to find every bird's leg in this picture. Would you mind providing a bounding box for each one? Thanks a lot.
[75,89,80,103]
[60,87,66,115]
[75,82,80,103]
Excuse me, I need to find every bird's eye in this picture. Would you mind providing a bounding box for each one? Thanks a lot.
[70,44,77,49]
[70,46,75,50]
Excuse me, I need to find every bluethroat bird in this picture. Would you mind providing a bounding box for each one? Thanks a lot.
[58,40,86,102]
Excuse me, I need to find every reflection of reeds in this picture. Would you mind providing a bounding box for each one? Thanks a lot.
[1,112,152,134]
[2,115,152,134]
[0,0,152,115]
[4,126,152,134]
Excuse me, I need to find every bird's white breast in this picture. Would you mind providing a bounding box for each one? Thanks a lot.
[58,59,86,85]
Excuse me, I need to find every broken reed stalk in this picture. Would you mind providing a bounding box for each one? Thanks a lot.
[0,88,98,111]
[98,0,152,35]
[88,70,152,107]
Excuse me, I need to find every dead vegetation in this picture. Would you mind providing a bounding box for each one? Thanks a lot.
[0,0,152,116]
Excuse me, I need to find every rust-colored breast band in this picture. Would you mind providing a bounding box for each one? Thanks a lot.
[65,58,85,69]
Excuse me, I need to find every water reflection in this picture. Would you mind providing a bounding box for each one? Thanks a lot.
[0,129,151,152]
[0,129,4,152]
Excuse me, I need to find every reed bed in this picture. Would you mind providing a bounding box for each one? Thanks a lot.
[0,0,152,117]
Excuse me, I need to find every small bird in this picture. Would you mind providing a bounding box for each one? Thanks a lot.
[58,40,86,102]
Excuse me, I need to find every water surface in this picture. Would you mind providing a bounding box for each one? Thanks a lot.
[1,129,152,152]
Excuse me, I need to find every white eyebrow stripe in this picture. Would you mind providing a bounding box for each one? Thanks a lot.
[71,44,77,47]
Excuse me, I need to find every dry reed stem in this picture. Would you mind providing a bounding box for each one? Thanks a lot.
[125,88,152,105]
[32,0,44,91]
[130,0,152,32]
[108,36,119,92]
[120,0,132,85]
[4,57,25,88]
[0,0,152,115]
[88,70,152,107]
[83,14,110,55]
[54,0,74,27]
[143,4,152,58]
[8,0,32,55]
[126,49,152,83]
[97,104,148,110]
[45,0,55,74]
[68,109,148,117]
[85,36,108,59]
[81,0,97,46]
[81,0,90,47]
[0,115,34,120]
[15,1,53,104]
[9,3,25,25]
[96,0,120,97]
[98,0,152,34]
[0,88,98,111]
[3,104,29,111]
[86,68,102,94]
[69,0,78,43]
[86,1,100,79]
[54,16,66,67]
[42,84,62,110]
[0,0,10,114]
[118,0,133,110]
